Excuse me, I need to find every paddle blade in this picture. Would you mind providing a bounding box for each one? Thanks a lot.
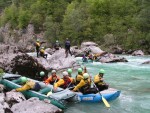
[46,91,52,97]
[102,96,110,108]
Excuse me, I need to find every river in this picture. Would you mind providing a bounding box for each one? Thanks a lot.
[65,55,150,113]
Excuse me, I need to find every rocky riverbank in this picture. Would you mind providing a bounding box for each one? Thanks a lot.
[0,84,63,113]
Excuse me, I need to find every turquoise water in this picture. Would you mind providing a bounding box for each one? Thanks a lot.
[65,55,150,113]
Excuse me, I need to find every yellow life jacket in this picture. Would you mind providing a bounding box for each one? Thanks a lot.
[94,74,104,85]
[40,49,45,54]
[36,42,41,47]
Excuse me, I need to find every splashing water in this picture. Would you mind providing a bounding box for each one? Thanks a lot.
[65,55,150,113]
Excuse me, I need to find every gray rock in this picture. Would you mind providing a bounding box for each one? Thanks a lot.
[71,46,83,57]
[11,97,63,113]
[111,46,123,54]
[5,91,26,107]
[132,50,144,56]
[0,84,5,92]
[141,61,150,64]
[81,42,104,54]
[48,49,78,70]
[98,53,128,63]
[0,93,12,113]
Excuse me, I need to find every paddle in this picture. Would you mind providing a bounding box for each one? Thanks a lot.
[92,80,110,108]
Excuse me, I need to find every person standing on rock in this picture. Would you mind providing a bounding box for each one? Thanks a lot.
[94,69,109,91]
[40,47,48,59]
[54,40,61,51]
[34,39,46,57]
[44,70,60,85]
[65,38,72,58]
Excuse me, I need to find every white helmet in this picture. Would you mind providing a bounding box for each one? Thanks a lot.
[63,71,68,76]
[52,70,56,73]
[83,73,89,79]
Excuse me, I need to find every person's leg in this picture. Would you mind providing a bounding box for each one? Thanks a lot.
[68,47,72,56]
[36,47,39,57]
[65,49,68,58]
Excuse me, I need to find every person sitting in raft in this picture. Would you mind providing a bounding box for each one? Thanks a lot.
[94,69,109,91]
[12,77,41,92]
[67,68,72,77]
[54,71,74,90]
[75,67,87,85]
[44,70,60,85]
[35,71,48,81]
[73,73,97,94]
[40,47,48,59]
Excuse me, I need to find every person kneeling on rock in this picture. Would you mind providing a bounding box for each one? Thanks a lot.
[40,47,48,59]
[94,69,109,91]
[12,77,41,92]
[54,71,74,91]
[73,73,97,94]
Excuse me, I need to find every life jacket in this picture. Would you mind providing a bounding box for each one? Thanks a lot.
[61,77,72,89]
[36,42,41,47]
[40,49,45,54]
[50,76,59,84]
[65,40,70,46]
[80,79,91,92]
[75,74,83,85]
[94,74,104,85]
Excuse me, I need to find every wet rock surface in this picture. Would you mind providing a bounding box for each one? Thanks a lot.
[132,50,144,56]
[98,53,128,63]
[11,97,63,113]
[141,61,150,64]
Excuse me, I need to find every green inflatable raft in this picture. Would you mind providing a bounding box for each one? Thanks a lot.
[0,73,76,110]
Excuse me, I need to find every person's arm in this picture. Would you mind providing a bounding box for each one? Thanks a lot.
[73,80,85,91]
[54,79,64,89]
[16,84,31,92]
[94,75,100,83]
[83,67,87,73]
[44,76,52,84]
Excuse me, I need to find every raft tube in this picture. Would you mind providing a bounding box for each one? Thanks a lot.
[0,73,69,109]
[73,88,121,102]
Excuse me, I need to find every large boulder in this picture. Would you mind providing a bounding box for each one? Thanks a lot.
[98,53,128,63]
[5,91,26,107]
[10,53,50,79]
[0,93,12,113]
[132,50,144,56]
[81,42,104,54]
[71,46,83,57]
[48,49,79,70]
[11,97,63,113]
[0,44,22,72]
[111,46,123,54]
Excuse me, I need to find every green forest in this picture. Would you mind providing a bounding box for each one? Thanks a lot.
[0,0,149,52]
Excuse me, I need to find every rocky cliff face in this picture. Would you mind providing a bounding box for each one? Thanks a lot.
[0,24,45,52]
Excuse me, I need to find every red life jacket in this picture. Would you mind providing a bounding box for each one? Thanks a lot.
[62,78,71,89]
